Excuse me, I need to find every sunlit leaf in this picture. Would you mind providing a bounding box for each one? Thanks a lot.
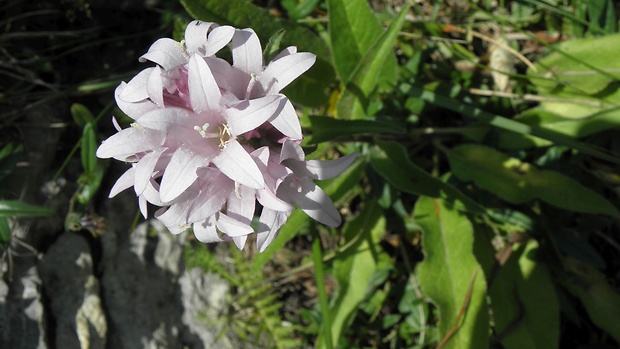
[448,144,620,217]
[415,197,489,349]
[487,240,560,349]
[71,103,94,128]
[369,142,484,214]
[335,5,408,119]
[318,199,386,348]
[81,123,98,175]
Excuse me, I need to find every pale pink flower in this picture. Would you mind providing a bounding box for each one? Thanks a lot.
[96,21,355,251]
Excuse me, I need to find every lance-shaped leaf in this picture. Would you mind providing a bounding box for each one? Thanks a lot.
[415,197,489,349]
[0,200,54,217]
[448,144,620,217]
[318,199,386,348]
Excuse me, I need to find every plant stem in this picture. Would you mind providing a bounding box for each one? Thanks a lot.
[311,226,333,349]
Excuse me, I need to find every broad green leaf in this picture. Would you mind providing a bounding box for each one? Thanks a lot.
[498,107,620,149]
[0,200,54,217]
[448,144,620,217]
[411,85,620,165]
[531,33,620,97]
[305,116,406,144]
[252,157,365,270]
[281,0,320,20]
[327,0,397,84]
[319,199,386,348]
[369,142,484,214]
[415,197,489,349]
[487,240,560,349]
[562,258,620,343]
[180,0,334,107]
[588,0,616,34]
[335,5,408,119]
[81,123,97,175]
[71,103,94,128]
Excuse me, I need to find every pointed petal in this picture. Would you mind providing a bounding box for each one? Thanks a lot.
[268,97,302,140]
[112,116,122,132]
[227,95,281,135]
[138,195,148,218]
[257,188,295,211]
[109,167,135,198]
[260,52,316,94]
[187,172,232,223]
[184,20,215,55]
[279,139,305,163]
[96,127,164,160]
[232,236,247,250]
[216,213,254,237]
[155,201,193,235]
[136,107,192,133]
[139,38,186,70]
[204,25,235,57]
[134,148,167,195]
[281,177,341,227]
[232,28,263,74]
[226,185,256,225]
[147,67,165,107]
[305,152,358,180]
[119,68,153,102]
[188,54,221,112]
[115,83,158,120]
[212,140,265,189]
[193,216,224,243]
[272,46,297,61]
[256,208,290,252]
[159,148,206,202]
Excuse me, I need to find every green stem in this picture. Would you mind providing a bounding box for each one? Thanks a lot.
[311,227,333,349]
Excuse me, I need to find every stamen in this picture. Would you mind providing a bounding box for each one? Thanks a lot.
[244,73,259,100]
[194,123,218,139]
[218,124,232,149]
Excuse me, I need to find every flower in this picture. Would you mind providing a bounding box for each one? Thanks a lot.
[97,21,356,251]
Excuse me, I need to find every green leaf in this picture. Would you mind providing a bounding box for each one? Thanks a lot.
[77,164,105,205]
[0,143,23,182]
[252,157,365,270]
[282,0,320,20]
[71,103,94,129]
[263,28,286,62]
[411,85,620,165]
[0,200,54,217]
[588,0,616,34]
[369,142,484,214]
[335,5,408,119]
[179,0,334,107]
[81,123,97,175]
[562,258,620,343]
[0,217,10,248]
[318,199,386,348]
[327,0,398,84]
[415,197,489,349]
[487,240,560,349]
[448,144,620,217]
[305,116,406,144]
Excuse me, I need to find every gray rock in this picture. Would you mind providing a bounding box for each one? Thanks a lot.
[0,257,48,349]
[39,232,107,349]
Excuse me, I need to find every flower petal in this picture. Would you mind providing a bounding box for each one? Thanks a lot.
[260,52,316,95]
[136,107,192,133]
[212,140,265,189]
[226,184,256,225]
[134,148,167,195]
[279,140,305,163]
[96,127,164,160]
[159,148,206,202]
[188,54,221,112]
[139,38,186,70]
[119,68,153,102]
[115,83,158,120]
[226,95,281,135]
[256,208,290,252]
[204,25,235,57]
[147,67,165,107]
[216,213,254,237]
[279,177,341,227]
[184,20,216,55]
[304,152,358,180]
[268,97,302,140]
[232,28,263,74]
[193,216,224,243]
[109,167,135,198]
[187,171,232,223]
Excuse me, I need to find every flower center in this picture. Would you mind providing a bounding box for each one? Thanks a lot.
[193,122,233,149]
